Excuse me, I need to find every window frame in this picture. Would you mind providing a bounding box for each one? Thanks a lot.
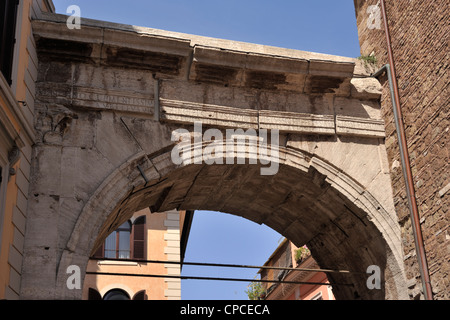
[104,220,132,259]
[0,0,20,85]
[131,215,146,260]
[94,215,146,260]
[10,0,24,95]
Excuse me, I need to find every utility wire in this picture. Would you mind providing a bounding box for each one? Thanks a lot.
[86,271,354,287]
[89,257,366,275]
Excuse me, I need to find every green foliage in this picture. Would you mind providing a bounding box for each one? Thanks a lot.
[295,245,311,262]
[245,280,266,300]
[358,54,377,65]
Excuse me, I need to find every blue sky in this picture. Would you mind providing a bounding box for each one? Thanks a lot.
[53,0,361,300]
[53,0,360,57]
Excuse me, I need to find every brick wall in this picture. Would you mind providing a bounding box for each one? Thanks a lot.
[353,0,449,299]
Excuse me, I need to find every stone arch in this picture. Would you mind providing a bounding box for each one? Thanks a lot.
[21,12,412,300]
[55,139,407,300]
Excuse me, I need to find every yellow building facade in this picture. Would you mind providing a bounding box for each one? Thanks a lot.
[0,0,55,299]
[83,209,192,300]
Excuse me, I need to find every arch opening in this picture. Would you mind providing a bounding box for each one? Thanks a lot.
[56,142,407,300]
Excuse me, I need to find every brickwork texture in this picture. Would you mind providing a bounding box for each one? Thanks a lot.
[354,0,449,299]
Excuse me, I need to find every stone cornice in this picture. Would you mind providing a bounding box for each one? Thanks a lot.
[32,13,357,93]
[34,12,357,64]
[31,13,384,139]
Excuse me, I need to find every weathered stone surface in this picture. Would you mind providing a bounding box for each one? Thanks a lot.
[336,116,385,138]
[19,12,408,300]
[350,77,382,100]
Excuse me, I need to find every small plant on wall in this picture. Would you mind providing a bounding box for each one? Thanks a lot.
[358,54,377,65]
[295,245,311,263]
[245,279,266,300]
[357,53,378,73]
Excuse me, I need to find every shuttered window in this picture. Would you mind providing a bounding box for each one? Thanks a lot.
[88,288,102,300]
[92,216,146,260]
[92,243,104,258]
[0,0,19,85]
[132,216,146,260]
[132,290,147,300]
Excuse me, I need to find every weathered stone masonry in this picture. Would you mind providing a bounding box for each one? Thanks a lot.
[18,10,413,300]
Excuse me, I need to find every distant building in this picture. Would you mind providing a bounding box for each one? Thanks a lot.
[82,209,193,300]
[258,239,334,300]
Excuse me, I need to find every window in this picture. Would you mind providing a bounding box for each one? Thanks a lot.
[87,288,147,300]
[103,289,130,301]
[0,0,19,85]
[93,216,146,260]
[104,221,131,259]
[132,216,145,260]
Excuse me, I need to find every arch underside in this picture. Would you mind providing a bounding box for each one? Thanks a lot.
[63,142,407,300]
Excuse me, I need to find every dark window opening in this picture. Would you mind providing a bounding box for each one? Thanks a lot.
[103,289,130,301]
[88,288,147,301]
[0,0,19,85]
